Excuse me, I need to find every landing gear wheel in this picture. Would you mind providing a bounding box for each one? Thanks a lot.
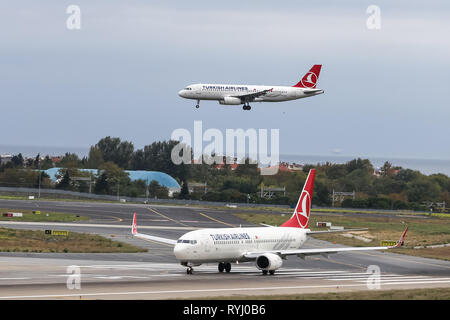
[262,270,268,275]
[218,262,225,273]
[187,267,193,274]
[269,270,275,275]
[242,104,251,111]
[195,104,200,109]
[225,263,231,273]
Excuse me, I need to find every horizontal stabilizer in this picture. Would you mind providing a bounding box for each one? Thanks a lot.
[131,213,177,246]
[303,89,324,94]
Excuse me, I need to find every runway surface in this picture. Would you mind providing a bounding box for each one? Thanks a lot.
[0,199,449,299]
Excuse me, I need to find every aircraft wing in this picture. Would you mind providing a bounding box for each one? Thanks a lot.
[243,226,408,259]
[231,88,273,101]
[131,213,177,246]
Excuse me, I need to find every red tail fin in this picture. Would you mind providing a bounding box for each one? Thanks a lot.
[132,213,137,235]
[293,65,322,88]
[281,169,315,229]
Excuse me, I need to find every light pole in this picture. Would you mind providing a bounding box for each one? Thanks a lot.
[38,158,41,199]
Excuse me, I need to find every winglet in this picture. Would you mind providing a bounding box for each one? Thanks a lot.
[132,213,137,235]
[392,226,408,248]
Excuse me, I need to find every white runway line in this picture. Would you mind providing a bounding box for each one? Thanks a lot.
[378,280,450,286]
[0,221,195,230]
[328,276,430,281]
[356,277,450,283]
[2,280,450,300]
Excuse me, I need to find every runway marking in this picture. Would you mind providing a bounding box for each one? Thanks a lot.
[2,280,450,299]
[0,277,31,280]
[94,276,150,280]
[197,212,236,227]
[304,240,450,271]
[349,250,450,270]
[146,207,192,228]
[327,276,431,281]
[0,221,195,230]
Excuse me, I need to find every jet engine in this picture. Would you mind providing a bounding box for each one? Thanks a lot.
[255,253,283,271]
[219,97,242,105]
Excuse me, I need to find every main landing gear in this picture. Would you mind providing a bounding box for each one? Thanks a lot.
[218,262,231,273]
[262,270,275,275]
[186,266,194,274]
[242,103,251,111]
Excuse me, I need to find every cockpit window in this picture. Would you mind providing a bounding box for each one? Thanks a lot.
[184,87,192,90]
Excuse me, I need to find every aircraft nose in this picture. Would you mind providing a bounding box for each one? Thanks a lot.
[178,90,185,98]
[173,244,186,259]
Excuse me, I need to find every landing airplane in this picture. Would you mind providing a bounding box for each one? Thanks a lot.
[132,169,408,275]
[178,65,324,110]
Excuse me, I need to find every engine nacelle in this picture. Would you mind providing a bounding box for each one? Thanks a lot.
[255,253,283,271]
[219,97,242,105]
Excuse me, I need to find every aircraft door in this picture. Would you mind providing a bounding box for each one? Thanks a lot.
[203,235,213,253]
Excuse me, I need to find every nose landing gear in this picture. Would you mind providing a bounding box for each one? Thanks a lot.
[195,100,200,109]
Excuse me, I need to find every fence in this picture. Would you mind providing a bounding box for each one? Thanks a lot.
[0,186,290,209]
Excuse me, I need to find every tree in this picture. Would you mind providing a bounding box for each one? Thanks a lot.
[346,158,373,174]
[0,168,42,188]
[11,154,24,167]
[148,180,169,199]
[129,149,145,170]
[130,140,190,182]
[326,164,347,179]
[406,178,441,203]
[95,136,134,169]
[56,170,71,190]
[381,161,394,177]
[59,153,82,168]
[86,146,104,169]
[96,162,131,196]
[94,172,109,194]
[40,155,54,170]
[178,180,189,199]
[394,169,420,183]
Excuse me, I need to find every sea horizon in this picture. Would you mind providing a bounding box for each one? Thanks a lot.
[0,144,449,176]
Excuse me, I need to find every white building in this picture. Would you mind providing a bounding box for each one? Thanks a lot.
[0,154,13,165]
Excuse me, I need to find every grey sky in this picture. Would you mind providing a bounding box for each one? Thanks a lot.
[1,1,449,161]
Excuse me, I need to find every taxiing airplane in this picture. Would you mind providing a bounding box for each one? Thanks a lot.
[178,65,324,110]
[132,169,408,275]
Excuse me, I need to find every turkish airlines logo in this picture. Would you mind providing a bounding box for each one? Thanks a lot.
[295,191,311,228]
[301,72,318,88]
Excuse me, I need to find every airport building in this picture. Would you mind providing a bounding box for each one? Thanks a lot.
[43,168,181,195]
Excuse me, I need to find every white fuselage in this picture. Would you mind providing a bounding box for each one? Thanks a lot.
[173,227,308,264]
[178,83,323,104]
